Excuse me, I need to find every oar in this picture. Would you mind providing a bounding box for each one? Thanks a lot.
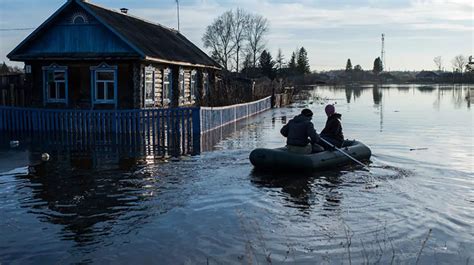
[319,138,371,172]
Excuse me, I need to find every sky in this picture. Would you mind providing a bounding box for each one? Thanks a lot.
[0,0,472,71]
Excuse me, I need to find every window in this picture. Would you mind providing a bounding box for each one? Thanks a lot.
[203,72,209,99]
[91,63,117,106]
[162,68,172,105]
[190,70,197,102]
[42,64,68,104]
[178,69,185,105]
[144,67,155,105]
[95,71,115,102]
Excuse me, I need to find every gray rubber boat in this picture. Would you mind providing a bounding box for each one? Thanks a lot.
[249,140,371,171]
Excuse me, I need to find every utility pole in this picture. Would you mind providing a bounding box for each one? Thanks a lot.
[381,33,386,71]
[176,0,180,32]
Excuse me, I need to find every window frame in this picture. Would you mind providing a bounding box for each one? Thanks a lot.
[144,66,155,106]
[178,68,185,105]
[42,64,68,105]
[162,68,172,106]
[90,63,118,108]
[190,70,197,103]
[203,72,209,99]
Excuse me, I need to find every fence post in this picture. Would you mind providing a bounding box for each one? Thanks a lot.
[192,107,201,155]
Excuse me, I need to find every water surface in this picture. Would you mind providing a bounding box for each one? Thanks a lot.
[1,84,472,264]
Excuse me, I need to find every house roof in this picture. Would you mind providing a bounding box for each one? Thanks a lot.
[8,0,221,69]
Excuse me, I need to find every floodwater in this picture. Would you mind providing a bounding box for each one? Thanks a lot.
[1,84,472,264]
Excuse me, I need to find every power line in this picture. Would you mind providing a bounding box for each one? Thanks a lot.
[0,28,35,31]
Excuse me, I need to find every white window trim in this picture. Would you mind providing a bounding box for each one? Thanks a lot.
[190,70,197,102]
[90,63,117,107]
[178,69,185,105]
[94,70,115,104]
[203,72,209,98]
[162,68,171,105]
[144,66,155,106]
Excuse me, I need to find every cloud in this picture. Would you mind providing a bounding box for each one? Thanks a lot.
[1,0,472,70]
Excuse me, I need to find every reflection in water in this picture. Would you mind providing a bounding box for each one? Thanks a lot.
[21,149,156,245]
[417,85,436,92]
[344,85,365,103]
[249,170,343,214]
[320,84,472,132]
[1,84,472,264]
[335,84,471,109]
[372,85,383,105]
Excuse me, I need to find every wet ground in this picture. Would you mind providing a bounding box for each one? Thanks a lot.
[1,84,473,264]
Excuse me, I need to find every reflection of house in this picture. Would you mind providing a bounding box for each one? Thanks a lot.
[7,0,221,109]
[415,71,439,82]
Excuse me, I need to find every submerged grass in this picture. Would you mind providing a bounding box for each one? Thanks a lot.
[230,210,460,265]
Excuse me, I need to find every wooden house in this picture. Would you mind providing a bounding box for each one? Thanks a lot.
[7,0,221,109]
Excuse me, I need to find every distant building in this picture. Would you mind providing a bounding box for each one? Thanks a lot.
[466,56,474,73]
[378,72,397,83]
[415,71,440,82]
[7,0,221,109]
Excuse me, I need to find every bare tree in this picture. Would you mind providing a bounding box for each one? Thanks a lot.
[433,56,442,71]
[452,55,467,73]
[276,48,285,70]
[247,14,269,68]
[203,9,268,72]
[232,9,250,72]
[202,11,236,70]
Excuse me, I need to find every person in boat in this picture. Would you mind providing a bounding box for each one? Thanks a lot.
[320,104,344,149]
[280,109,324,154]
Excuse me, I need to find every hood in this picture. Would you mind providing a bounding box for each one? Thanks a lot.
[329,113,342,120]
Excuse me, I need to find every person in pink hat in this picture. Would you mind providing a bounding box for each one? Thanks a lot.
[320,104,344,149]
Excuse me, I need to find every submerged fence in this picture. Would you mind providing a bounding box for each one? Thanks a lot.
[200,96,271,134]
[0,96,272,155]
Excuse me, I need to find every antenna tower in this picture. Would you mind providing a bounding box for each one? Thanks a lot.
[381,33,386,70]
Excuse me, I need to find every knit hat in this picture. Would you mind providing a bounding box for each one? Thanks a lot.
[301,108,313,117]
[325,104,335,116]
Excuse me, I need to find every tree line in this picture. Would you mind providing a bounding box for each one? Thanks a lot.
[343,54,473,74]
[344,57,383,75]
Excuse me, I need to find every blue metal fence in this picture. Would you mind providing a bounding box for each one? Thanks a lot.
[0,96,272,155]
[0,107,198,155]
[200,96,271,134]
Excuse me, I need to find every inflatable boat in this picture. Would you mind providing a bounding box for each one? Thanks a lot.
[249,140,371,171]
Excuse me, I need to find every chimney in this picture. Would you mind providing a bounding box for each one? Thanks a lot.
[120,8,128,14]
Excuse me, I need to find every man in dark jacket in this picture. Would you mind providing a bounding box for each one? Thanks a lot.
[280,109,324,154]
[320,104,344,148]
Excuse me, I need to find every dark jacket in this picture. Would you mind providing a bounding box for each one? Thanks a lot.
[280,114,320,146]
[320,113,344,145]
